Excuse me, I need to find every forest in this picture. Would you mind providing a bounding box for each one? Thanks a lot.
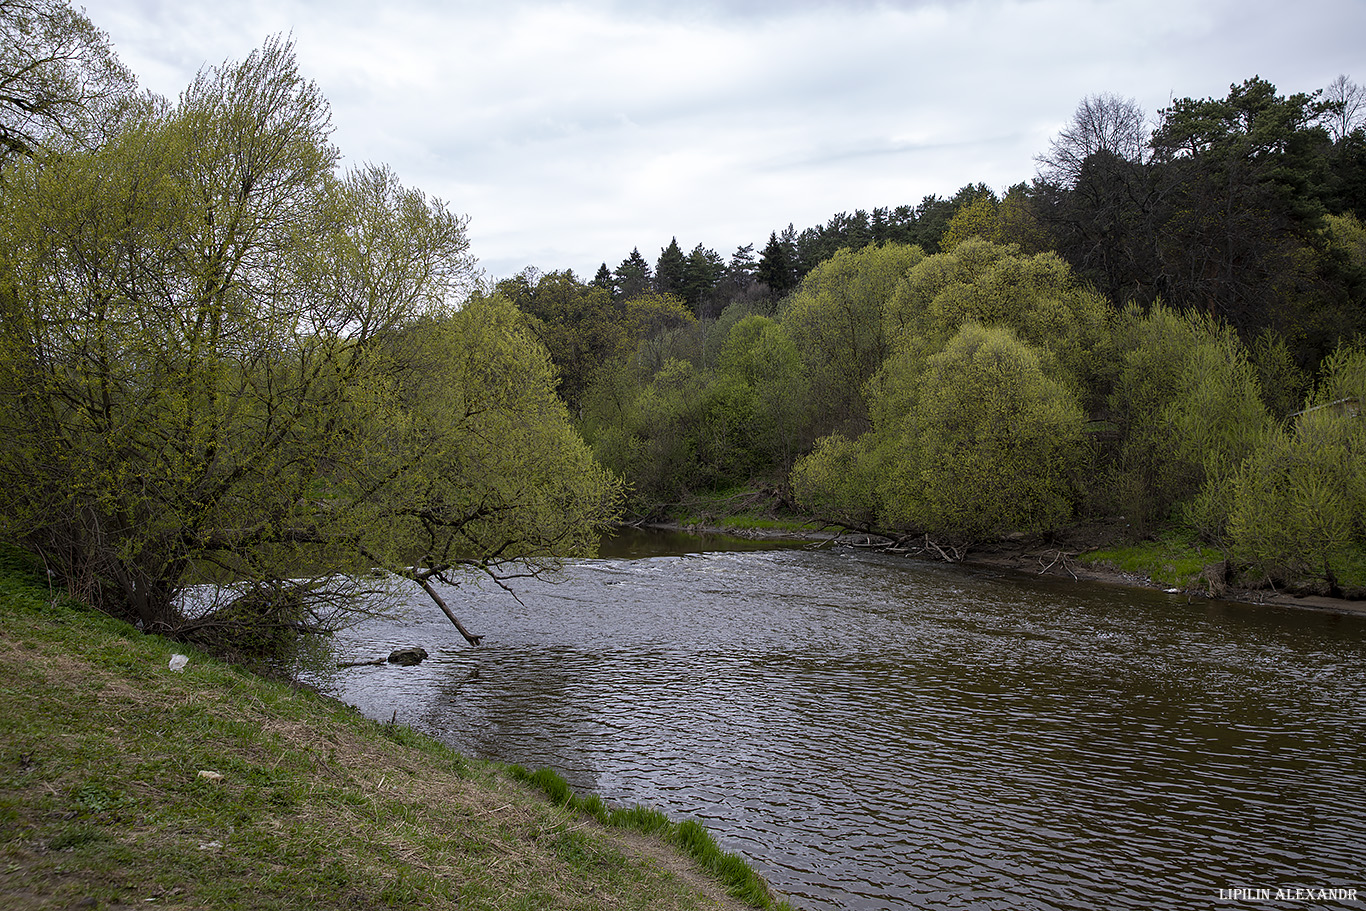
[1,0,1364,655]
[496,79,1366,598]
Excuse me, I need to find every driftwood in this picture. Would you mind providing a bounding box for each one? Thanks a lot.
[338,657,385,668]
[1038,550,1079,580]
[338,646,430,668]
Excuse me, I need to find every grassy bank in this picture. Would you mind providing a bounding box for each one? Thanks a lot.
[1078,534,1225,590]
[0,550,792,911]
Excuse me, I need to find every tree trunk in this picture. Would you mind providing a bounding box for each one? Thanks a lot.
[415,576,483,646]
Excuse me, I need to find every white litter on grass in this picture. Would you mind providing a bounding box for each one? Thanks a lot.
[168,654,188,672]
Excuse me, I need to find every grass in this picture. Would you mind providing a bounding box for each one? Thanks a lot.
[0,547,785,911]
[1079,533,1225,589]
[668,486,823,538]
[508,767,793,910]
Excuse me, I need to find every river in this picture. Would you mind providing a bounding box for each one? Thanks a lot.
[299,529,1366,910]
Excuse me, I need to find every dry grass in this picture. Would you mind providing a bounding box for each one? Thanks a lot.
[0,567,763,911]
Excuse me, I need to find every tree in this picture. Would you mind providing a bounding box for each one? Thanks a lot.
[0,39,620,645]
[757,229,798,297]
[1108,304,1271,531]
[653,237,687,297]
[793,322,1090,548]
[623,292,696,375]
[1323,74,1366,143]
[366,296,622,643]
[878,323,1089,546]
[591,262,614,291]
[492,269,623,414]
[718,315,808,466]
[682,242,724,317]
[781,242,926,437]
[940,192,1001,250]
[0,0,137,161]
[1222,345,1366,592]
[1037,93,1148,188]
[709,243,763,313]
[1147,77,1335,338]
[881,239,1114,409]
[613,247,652,300]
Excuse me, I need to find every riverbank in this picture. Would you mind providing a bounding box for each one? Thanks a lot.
[0,553,790,911]
[644,519,1366,620]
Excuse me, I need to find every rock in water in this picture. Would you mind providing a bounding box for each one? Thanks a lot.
[387,646,429,666]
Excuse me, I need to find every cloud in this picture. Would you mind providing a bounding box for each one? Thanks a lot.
[81,0,1366,278]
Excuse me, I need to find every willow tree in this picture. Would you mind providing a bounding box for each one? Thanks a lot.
[794,323,1089,550]
[0,39,619,645]
[1221,345,1366,592]
[1109,303,1271,531]
[780,242,925,436]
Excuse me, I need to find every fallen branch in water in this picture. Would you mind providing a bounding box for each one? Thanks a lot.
[337,657,386,668]
[1038,549,1079,580]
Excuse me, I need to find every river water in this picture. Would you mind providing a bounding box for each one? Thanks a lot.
[300,530,1366,910]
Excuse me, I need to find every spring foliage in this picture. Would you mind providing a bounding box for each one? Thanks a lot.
[0,38,619,635]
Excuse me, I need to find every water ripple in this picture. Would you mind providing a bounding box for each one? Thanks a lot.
[302,541,1366,911]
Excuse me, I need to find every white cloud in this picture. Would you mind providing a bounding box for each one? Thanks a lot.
[80,0,1366,278]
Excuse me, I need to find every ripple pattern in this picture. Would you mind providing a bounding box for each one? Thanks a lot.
[302,541,1366,911]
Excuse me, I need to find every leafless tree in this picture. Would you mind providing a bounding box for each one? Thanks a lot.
[1323,74,1365,142]
[1037,93,1148,187]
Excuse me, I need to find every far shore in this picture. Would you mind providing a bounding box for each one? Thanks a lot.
[639,522,1366,621]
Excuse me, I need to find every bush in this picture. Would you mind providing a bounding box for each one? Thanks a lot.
[1109,304,1271,532]
[879,322,1089,543]
[1222,346,1366,592]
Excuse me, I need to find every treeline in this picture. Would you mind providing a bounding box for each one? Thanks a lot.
[567,185,995,321]
[506,76,1366,595]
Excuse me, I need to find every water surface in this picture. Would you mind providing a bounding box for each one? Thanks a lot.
[302,531,1366,910]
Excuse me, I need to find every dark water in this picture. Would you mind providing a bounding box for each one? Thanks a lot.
[301,530,1366,910]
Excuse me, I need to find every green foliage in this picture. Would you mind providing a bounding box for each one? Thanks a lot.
[940,193,1002,250]
[1109,303,1272,531]
[491,269,624,412]
[717,315,808,463]
[795,245,1102,545]
[1220,346,1366,591]
[790,434,882,529]
[884,239,1115,406]
[1250,330,1313,420]
[0,0,138,160]
[877,323,1089,543]
[625,292,699,374]
[781,242,926,435]
[0,40,619,641]
[581,309,811,513]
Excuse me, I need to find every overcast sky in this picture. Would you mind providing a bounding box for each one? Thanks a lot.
[79,0,1366,282]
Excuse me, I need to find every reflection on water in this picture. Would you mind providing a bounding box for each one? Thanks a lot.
[302,535,1366,911]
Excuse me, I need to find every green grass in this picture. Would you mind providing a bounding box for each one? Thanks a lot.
[1080,534,1224,589]
[508,766,793,911]
[666,486,822,538]
[0,547,783,911]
